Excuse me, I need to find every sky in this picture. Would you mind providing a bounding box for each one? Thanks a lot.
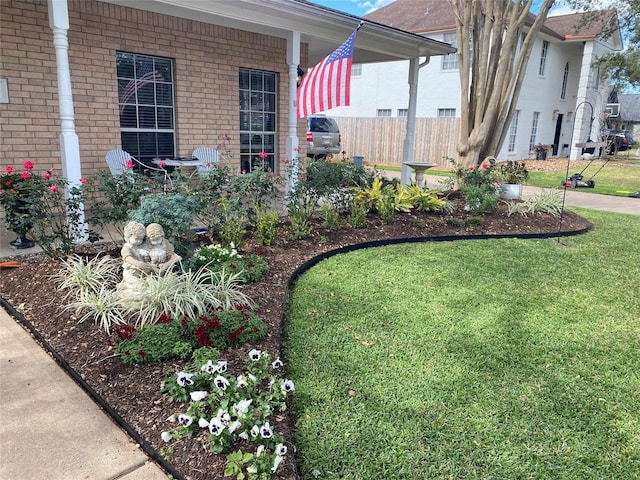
[309,0,581,17]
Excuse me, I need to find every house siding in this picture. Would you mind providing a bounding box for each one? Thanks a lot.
[0,0,301,175]
[328,27,611,162]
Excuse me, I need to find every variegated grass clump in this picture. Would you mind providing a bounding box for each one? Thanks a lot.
[506,189,564,217]
[53,255,252,333]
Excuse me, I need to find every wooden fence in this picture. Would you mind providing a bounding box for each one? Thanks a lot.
[333,117,461,168]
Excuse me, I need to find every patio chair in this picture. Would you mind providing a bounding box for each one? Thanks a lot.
[192,147,220,172]
[105,149,172,187]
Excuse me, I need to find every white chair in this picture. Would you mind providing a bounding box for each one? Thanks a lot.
[192,147,220,172]
[105,149,172,187]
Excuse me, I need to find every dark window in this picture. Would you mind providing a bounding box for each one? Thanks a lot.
[239,68,278,173]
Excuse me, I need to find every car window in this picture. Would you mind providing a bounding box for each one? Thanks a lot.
[310,117,339,133]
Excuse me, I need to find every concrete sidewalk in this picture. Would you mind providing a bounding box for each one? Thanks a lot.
[0,307,170,480]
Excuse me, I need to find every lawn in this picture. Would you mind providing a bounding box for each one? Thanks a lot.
[284,209,640,479]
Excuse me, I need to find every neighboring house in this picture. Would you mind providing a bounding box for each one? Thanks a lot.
[618,94,640,141]
[328,0,623,161]
[0,0,454,182]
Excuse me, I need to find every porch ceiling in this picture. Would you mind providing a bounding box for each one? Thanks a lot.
[98,0,456,65]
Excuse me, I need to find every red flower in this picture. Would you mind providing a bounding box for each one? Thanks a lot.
[125,159,134,169]
[44,172,51,180]
[181,317,188,328]
[79,177,87,185]
[259,151,268,159]
[23,161,34,170]
[5,166,13,174]
[159,161,166,168]
[137,350,146,356]
[194,325,212,346]
[19,172,30,180]
[49,184,58,193]
[157,313,173,324]
[114,325,137,340]
[255,248,264,256]
[252,327,260,333]
[227,325,245,340]
[229,263,236,269]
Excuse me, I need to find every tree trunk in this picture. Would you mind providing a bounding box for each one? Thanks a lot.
[450,0,557,167]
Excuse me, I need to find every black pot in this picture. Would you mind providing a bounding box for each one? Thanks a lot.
[9,235,35,249]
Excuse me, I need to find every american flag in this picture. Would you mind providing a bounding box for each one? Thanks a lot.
[296,25,360,118]
[119,61,163,114]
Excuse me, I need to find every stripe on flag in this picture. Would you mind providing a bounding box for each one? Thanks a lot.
[296,27,359,118]
[119,61,163,114]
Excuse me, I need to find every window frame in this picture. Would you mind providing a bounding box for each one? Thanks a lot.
[437,108,456,118]
[239,68,278,173]
[560,62,569,99]
[529,111,540,151]
[508,110,520,152]
[441,32,459,70]
[539,40,549,76]
[117,51,176,166]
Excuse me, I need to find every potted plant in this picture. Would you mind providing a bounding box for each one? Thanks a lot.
[533,144,548,160]
[497,160,529,200]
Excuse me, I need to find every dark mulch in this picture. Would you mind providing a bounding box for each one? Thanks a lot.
[0,202,591,480]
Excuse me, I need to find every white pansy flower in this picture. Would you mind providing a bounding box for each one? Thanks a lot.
[250,425,260,438]
[176,372,194,386]
[247,465,257,474]
[281,379,295,393]
[177,414,193,427]
[216,409,230,426]
[189,390,208,401]
[214,375,230,390]
[217,360,228,373]
[256,445,265,457]
[228,420,242,433]
[272,357,284,369]
[201,360,217,373]
[232,398,253,418]
[208,417,225,436]
[161,431,173,442]
[260,422,273,439]
[276,443,287,456]
[236,375,248,388]
[198,418,210,428]
[272,454,284,473]
[167,414,177,423]
[248,349,262,361]
[239,431,249,440]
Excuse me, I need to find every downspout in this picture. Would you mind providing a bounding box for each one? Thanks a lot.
[401,56,430,185]
[286,30,301,196]
[48,0,86,241]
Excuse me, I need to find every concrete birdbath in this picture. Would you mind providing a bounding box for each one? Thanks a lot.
[403,162,438,188]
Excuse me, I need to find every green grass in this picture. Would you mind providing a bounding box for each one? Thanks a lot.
[284,209,640,480]
[527,158,640,196]
[375,156,640,197]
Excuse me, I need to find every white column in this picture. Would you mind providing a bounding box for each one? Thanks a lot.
[48,0,86,240]
[401,57,421,185]
[570,42,595,161]
[286,30,301,195]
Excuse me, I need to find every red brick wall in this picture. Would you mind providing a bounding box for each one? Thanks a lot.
[0,0,306,176]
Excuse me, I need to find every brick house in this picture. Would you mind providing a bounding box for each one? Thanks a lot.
[0,0,454,183]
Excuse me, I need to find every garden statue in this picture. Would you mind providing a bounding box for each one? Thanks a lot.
[116,221,181,299]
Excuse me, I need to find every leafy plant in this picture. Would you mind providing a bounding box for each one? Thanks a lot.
[114,309,266,364]
[347,198,369,228]
[497,160,529,184]
[404,185,447,212]
[129,193,199,257]
[451,158,501,212]
[160,350,292,478]
[253,206,280,246]
[65,287,126,334]
[319,202,340,230]
[192,244,269,283]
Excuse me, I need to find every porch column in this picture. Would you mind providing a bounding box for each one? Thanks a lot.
[286,30,301,195]
[570,42,596,161]
[48,0,86,240]
[401,57,422,185]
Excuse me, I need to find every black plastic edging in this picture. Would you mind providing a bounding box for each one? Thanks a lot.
[0,296,186,480]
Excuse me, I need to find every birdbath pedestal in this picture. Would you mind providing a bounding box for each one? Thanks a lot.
[404,162,438,188]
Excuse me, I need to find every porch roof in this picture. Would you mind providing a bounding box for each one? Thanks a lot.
[98,0,456,65]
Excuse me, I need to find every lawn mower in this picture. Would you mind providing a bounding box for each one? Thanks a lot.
[563,155,611,189]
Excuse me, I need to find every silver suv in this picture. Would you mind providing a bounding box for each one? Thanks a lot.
[305,115,342,159]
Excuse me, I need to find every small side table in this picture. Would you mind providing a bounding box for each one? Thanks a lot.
[403,162,438,188]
